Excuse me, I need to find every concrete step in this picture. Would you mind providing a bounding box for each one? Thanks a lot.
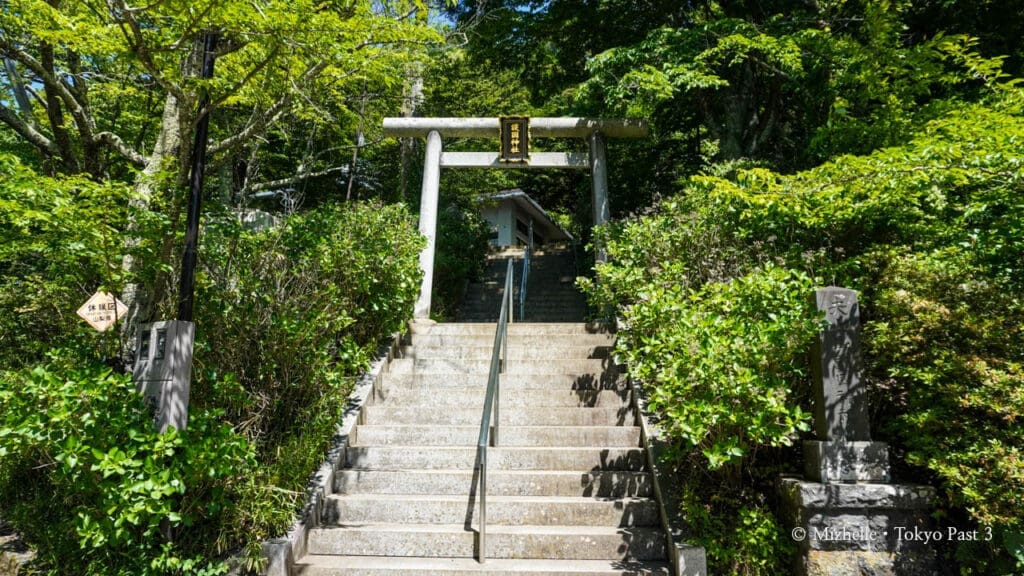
[520,314,588,323]
[381,372,626,391]
[518,306,586,314]
[407,334,614,348]
[362,405,635,427]
[400,345,612,360]
[334,470,654,498]
[323,494,658,527]
[410,323,613,337]
[518,298,584,304]
[460,291,581,301]
[353,425,640,447]
[294,556,671,576]
[389,358,617,375]
[344,446,647,471]
[458,312,588,322]
[373,389,632,409]
[306,524,667,561]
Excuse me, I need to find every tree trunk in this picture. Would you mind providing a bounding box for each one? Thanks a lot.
[399,65,423,202]
[39,43,79,174]
[120,92,187,352]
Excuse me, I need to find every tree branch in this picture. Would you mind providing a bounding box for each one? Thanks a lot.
[207,95,291,157]
[97,131,149,168]
[0,36,97,146]
[202,44,280,117]
[244,165,349,194]
[207,59,329,156]
[105,0,184,100]
[0,102,59,157]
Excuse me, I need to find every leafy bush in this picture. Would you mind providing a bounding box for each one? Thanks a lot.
[867,249,1024,572]
[431,200,492,320]
[583,196,821,573]
[189,200,423,562]
[0,360,253,576]
[0,154,139,369]
[681,479,795,576]
[587,90,1024,573]
[0,176,426,572]
[603,264,819,470]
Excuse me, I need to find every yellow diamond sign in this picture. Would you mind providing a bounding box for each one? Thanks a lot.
[76,291,127,332]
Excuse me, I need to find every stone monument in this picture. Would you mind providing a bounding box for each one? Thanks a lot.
[780,287,937,575]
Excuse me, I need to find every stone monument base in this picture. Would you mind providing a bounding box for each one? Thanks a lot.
[805,440,891,483]
[804,551,937,576]
[779,478,937,576]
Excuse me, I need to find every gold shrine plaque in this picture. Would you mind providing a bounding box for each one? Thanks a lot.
[499,116,530,163]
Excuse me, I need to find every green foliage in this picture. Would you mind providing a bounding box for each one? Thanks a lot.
[190,201,423,562]
[0,154,426,570]
[867,250,1023,573]
[594,262,819,470]
[0,0,442,183]
[0,360,253,575]
[431,201,492,320]
[0,153,144,369]
[681,479,794,576]
[582,182,821,572]
[587,90,1024,572]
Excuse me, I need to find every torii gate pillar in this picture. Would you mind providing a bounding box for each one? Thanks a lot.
[415,130,443,319]
[588,131,610,263]
[384,117,647,319]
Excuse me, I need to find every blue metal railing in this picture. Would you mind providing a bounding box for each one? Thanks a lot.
[518,221,533,322]
[518,247,529,322]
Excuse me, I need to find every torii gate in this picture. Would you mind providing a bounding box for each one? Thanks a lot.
[382,117,648,319]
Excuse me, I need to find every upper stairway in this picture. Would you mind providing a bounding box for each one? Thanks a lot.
[457,245,588,323]
[293,321,672,576]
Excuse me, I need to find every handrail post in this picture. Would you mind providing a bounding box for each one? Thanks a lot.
[496,319,504,448]
[479,446,487,563]
[519,248,529,322]
[508,259,515,325]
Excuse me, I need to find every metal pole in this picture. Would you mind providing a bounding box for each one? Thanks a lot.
[413,130,442,319]
[497,318,505,447]
[178,32,218,322]
[479,447,487,563]
[508,261,514,325]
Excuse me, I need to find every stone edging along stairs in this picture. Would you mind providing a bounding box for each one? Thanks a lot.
[274,321,705,576]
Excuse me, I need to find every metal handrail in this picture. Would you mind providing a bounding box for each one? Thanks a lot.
[518,247,530,322]
[476,258,513,563]
[518,221,533,322]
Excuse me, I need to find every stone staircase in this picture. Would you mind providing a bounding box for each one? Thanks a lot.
[458,245,588,323]
[293,321,672,576]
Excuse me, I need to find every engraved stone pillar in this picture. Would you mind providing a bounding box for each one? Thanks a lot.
[805,287,890,483]
[780,287,936,576]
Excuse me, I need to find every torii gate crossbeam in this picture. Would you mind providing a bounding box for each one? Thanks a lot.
[383,117,648,320]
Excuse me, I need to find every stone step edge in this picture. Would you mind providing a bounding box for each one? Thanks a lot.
[306,523,667,560]
[356,420,634,428]
[311,523,663,537]
[342,444,646,450]
[325,494,655,505]
[294,555,672,574]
